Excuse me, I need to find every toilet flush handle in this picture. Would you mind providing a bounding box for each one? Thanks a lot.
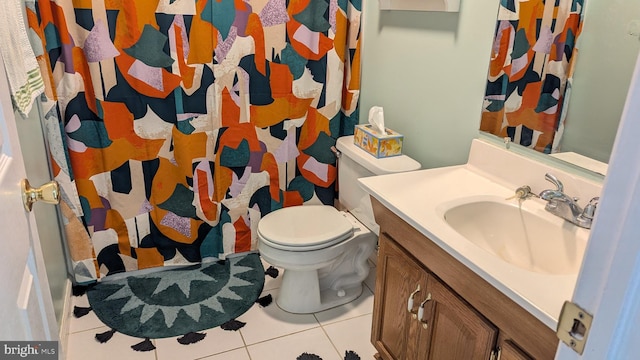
[330,146,341,158]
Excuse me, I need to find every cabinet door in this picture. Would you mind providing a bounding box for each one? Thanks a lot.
[496,334,534,360]
[421,275,498,360]
[372,234,428,360]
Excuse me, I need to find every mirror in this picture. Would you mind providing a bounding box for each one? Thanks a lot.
[479,0,640,174]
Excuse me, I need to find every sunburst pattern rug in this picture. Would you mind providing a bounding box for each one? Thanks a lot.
[75,253,270,351]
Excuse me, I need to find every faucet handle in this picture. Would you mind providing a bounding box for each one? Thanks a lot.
[581,197,600,219]
[544,173,564,192]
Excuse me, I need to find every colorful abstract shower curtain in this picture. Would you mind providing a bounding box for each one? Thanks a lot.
[26,0,362,283]
[481,0,585,153]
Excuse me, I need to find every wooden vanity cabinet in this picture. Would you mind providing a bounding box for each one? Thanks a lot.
[371,232,426,360]
[496,333,535,360]
[370,198,557,360]
[372,234,497,360]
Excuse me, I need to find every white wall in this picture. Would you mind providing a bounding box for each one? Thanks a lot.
[359,0,499,169]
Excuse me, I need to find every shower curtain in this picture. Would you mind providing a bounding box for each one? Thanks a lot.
[481,0,585,153]
[26,0,362,283]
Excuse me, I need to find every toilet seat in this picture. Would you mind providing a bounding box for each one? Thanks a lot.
[258,205,354,251]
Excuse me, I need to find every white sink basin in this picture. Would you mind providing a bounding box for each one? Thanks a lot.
[442,198,588,275]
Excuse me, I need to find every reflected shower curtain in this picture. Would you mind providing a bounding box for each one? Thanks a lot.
[481,0,585,153]
[26,0,362,283]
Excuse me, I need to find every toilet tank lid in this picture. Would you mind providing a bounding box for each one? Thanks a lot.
[336,136,421,175]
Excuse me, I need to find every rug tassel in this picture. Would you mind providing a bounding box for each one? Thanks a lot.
[95,329,116,343]
[177,332,207,345]
[344,350,361,360]
[256,294,273,307]
[131,338,156,352]
[265,266,279,278]
[221,319,246,331]
[72,284,95,296]
[73,306,92,318]
[297,353,323,360]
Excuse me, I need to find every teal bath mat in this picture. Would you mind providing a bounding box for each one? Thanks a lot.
[78,253,270,350]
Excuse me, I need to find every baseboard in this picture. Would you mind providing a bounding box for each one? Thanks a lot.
[58,279,72,360]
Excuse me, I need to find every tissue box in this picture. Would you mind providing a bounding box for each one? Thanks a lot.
[353,124,403,158]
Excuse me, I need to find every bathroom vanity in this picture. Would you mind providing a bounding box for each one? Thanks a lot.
[371,198,555,359]
[359,138,603,360]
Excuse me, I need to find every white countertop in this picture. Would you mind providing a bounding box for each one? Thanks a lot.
[358,139,601,330]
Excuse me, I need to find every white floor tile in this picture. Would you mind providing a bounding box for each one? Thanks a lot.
[246,327,341,360]
[68,295,110,334]
[155,327,245,360]
[323,314,377,360]
[66,326,157,360]
[201,347,251,360]
[238,288,320,345]
[314,286,374,326]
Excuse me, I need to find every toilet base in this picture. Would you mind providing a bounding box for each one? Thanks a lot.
[276,269,365,314]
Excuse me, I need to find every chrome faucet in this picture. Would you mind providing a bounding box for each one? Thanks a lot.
[538,173,599,229]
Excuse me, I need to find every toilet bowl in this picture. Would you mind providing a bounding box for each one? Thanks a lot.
[257,136,420,314]
[258,205,376,313]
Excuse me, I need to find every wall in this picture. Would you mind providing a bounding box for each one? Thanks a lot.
[359,0,499,169]
[560,0,640,163]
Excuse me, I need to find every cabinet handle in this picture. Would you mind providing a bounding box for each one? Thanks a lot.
[417,292,432,328]
[490,347,502,360]
[407,284,421,313]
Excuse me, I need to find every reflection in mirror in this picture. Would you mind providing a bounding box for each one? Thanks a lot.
[480,0,640,167]
[480,1,584,155]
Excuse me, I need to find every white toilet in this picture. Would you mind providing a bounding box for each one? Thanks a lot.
[257,135,421,313]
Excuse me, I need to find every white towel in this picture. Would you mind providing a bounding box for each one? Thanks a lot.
[0,0,44,116]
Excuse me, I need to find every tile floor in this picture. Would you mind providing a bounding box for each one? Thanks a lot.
[64,259,378,360]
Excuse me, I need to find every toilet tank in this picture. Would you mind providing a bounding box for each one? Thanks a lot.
[335,136,421,235]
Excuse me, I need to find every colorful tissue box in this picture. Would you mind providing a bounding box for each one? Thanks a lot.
[353,124,403,158]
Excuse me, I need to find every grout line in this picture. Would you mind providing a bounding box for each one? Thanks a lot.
[153,338,159,360]
[320,314,377,360]
[313,288,375,327]
[191,344,248,360]
[320,312,373,329]
[241,325,323,348]
[239,286,324,347]
[246,327,341,360]
[318,322,343,360]
[69,324,109,335]
[243,346,252,360]
[243,345,253,360]
[238,324,251,359]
